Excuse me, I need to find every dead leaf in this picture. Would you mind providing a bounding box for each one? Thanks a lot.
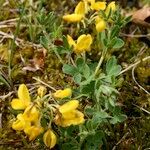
[132,7,150,28]
[22,48,47,72]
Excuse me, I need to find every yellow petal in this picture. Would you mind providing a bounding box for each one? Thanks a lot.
[67,35,76,47]
[62,110,77,120]
[43,129,57,148]
[11,98,26,110]
[63,14,83,22]
[105,1,116,16]
[95,16,103,24]
[75,34,92,53]
[63,111,85,127]
[23,105,40,123]
[96,19,106,32]
[75,1,85,15]
[56,110,85,127]
[24,125,44,141]
[53,88,72,99]
[18,84,31,107]
[59,100,79,114]
[12,114,26,131]
[91,2,106,11]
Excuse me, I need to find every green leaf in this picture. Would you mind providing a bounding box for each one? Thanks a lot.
[106,56,121,76]
[85,107,96,116]
[61,141,79,150]
[0,74,10,88]
[95,111,109,119]
[73,73,82,84]
[112,38,124,49]
[100,85,119,95]
[83,64,91,79]
[76,57,85,72]
[62,64,78,76]
[110,25,120,39]
[40,35,49,50]
[110,114,127,124]
[81,81,95,95]
[108,97,115,107]
[84,131,104,150]
[98,31,107,47]
[91,111,109,127]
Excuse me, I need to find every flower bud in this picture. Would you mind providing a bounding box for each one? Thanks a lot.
[96,19,106,32]
[43,129,57,148]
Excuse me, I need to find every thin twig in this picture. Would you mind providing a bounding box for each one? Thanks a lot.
[33,77,56,91]
[132,104,150,115]
[0,31,42,48]
[120,33,150,38]
[0,18,20,25]
[119,56,150,75]
[132,65,150,95]
[0,91,14,99]
[112,132,129,150]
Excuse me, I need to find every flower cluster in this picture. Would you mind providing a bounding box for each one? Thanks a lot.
[63,1,116,54]
[11,84,84,149]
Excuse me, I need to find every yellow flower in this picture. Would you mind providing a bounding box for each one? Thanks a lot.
[53,88,72,99]
[37,86,47,98]
[95,17,106,32]
[24,125,44,141]
[63,1,85,22]
[75,1,86,15]
[63,14,83,22]
[67,34,93,54]
[12,114,26,131]
[59,100,79,113]
[91,2,106,11]
[23,105,40,124]
[43,129,57,148]
[11,84,31,110]
[105,1,116,16]
[54,100,85,127]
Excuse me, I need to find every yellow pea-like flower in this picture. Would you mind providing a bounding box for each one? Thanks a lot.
[11,84,31,110]
[105,1,116,16]
[67,34,93,54]
[61,110,85,127]
[55,110,85,127]
[43,129,57,148]
[63,1,85,22]
[63,14,83,22]
[54,100,85,127]
[75,34,93,53]
[67,35,76,47]
[12,114,26,131]
[53,88,72,99]
[75,1,85,15]
[24,125,44,141]
[23,105,40,124]
[91,2,106,11]
[59,100,79,114]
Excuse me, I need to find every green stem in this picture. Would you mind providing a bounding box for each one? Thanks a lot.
[94,50,106,76]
